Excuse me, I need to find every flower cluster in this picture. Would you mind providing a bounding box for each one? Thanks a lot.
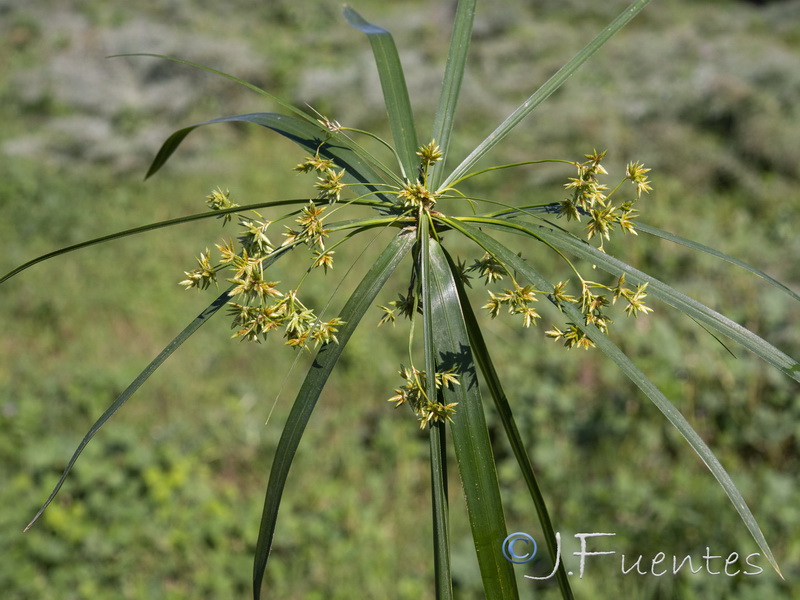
[545,275,653,349]
[467,252,508,284]
[295,151,346,203]
[416,139,443,182]
[375,151,655,352]
[398,181,439,210]
[466,263,653,350]
[417,140,443,170]
[388,366,460,429]
[377,293,417,327]
[559,150,652,250]
[180,188,343,350]
[283,202,330,253]
[206,187,239,224]
[394,140,443,211]
[482,282,541,327]
[463,254,542,329]
[227,291,343,348]
[179,249,216,290]
[371,145,656,429]
[288,151,348,272]
[238,216,274,256]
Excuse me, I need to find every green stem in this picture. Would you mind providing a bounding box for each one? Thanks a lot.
[445,159,574,189]
[420,211,453,597]
[429,421,452,599]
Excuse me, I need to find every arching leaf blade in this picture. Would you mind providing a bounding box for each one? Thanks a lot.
[0,203,402,286]
[145,113,393,201]
[343,6,419,179]
[0,200,311,285]
[475,209,799,303]
[496,216,800,383]
[428,239,519,599]
[443,247,574,599]
[24,285,235,532]
[445,219,784,577]
[253,230,415,599]
[635,222,800,302]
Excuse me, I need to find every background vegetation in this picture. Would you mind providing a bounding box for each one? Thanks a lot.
[1,0,798,597]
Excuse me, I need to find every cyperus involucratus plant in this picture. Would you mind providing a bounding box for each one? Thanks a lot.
[4,1,797,598]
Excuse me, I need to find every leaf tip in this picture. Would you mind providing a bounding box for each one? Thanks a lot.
[23,510,43,533]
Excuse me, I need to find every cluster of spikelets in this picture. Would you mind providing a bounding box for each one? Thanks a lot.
[377,150,654,351]
[559,150,652,249]
[181,135,653,425]
[477,150,653,350]
[388,366,461,429]
[179,174,344,349]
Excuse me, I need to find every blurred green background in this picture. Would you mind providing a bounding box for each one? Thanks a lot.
[1,0,798,598]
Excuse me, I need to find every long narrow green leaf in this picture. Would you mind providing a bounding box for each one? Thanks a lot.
[0,202,403,286]
[145,113,395,201]
[444,248,574,600]
[24,285,235,532]
[440,0,654,190]
[343,6,419,180]
[125,55,405,187]
[253,230,415,600]
[443,219,784,577]
[428,239,519,599]
[0,200,311,285]
[428,0,477,190]
[480,208,800,304]
[484,215,800,382]
[635,222,800,303]
[419,216,453,598]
